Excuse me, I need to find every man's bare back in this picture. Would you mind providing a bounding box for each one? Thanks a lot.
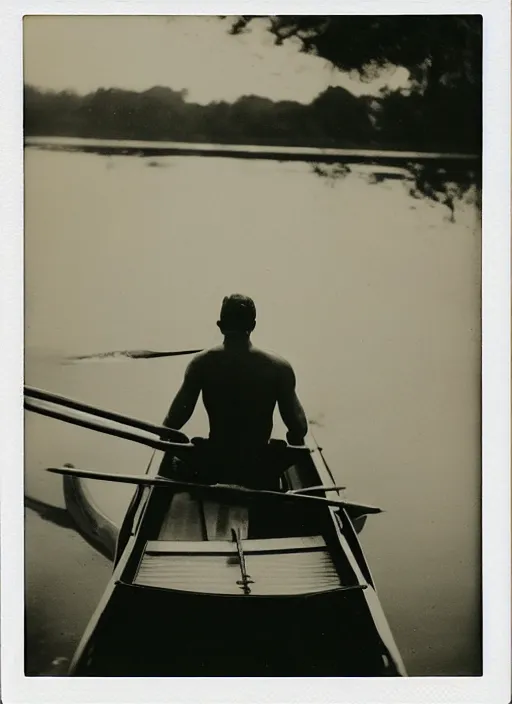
[165,344,307,450]
[163,294,308,454]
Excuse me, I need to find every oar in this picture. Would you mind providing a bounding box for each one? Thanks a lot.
[288,484,346,494]
[24,397,194,456]
[231,527,254,594]
[24,385,188,443]
[308,426,338,487]
[46,465,383,515]
[66,348,203,362]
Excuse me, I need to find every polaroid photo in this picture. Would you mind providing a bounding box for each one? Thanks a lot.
[1,1,510,702]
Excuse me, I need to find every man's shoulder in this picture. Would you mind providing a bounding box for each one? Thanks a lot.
[251,347,293,371]
[186,348,213,369]
[201,345,225,357]
[193,345,294,373]
[190,346,223,366]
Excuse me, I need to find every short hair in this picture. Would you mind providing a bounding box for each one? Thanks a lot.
[219,294,256,332]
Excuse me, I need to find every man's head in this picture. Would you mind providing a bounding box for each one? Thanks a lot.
[217,294,256,336]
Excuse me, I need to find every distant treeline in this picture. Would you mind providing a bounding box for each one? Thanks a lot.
[24,83,480,154]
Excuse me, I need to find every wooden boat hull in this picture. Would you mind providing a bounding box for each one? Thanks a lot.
[67,439,407,677]
[71,583,397,677]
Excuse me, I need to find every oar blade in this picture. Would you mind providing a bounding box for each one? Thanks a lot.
[66,348,203,362]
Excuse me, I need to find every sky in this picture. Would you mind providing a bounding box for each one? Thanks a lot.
[23,15,410,104]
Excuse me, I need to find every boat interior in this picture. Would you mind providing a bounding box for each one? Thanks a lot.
[71,447,397,676]
[115,447,370,600]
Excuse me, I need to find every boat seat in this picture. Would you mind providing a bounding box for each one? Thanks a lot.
[146,535,327,553]
[133,536,355,596]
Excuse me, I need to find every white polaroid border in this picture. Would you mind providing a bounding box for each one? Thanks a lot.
[1,0,510,702]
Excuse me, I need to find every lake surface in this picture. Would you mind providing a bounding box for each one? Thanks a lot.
[24,146,481,676]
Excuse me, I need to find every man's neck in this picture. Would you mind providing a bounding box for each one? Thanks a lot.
[223,334,252,351]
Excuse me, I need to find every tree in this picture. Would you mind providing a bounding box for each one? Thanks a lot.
[229,16,481,101]
[311,86,375,146]
[229,16,482,214]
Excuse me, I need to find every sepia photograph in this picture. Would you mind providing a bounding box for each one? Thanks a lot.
[9,5,504,693]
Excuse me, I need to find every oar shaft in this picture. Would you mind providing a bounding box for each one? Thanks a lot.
[47,465,382,514]
[24,399,193,455]
[289,485,346,494]
[24,385,187,442]
[48,466,190,488]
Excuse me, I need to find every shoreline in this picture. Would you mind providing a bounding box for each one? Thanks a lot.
[24,136,480,167]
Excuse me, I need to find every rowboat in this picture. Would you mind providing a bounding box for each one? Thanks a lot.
[25,386,407,676]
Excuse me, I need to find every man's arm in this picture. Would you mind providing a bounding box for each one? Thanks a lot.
[277,361,308,445]
[163,356,202,430]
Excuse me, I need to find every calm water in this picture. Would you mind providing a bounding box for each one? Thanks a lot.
[24,147,481,676]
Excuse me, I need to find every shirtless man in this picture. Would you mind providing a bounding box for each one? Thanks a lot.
[163,294,308,487]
